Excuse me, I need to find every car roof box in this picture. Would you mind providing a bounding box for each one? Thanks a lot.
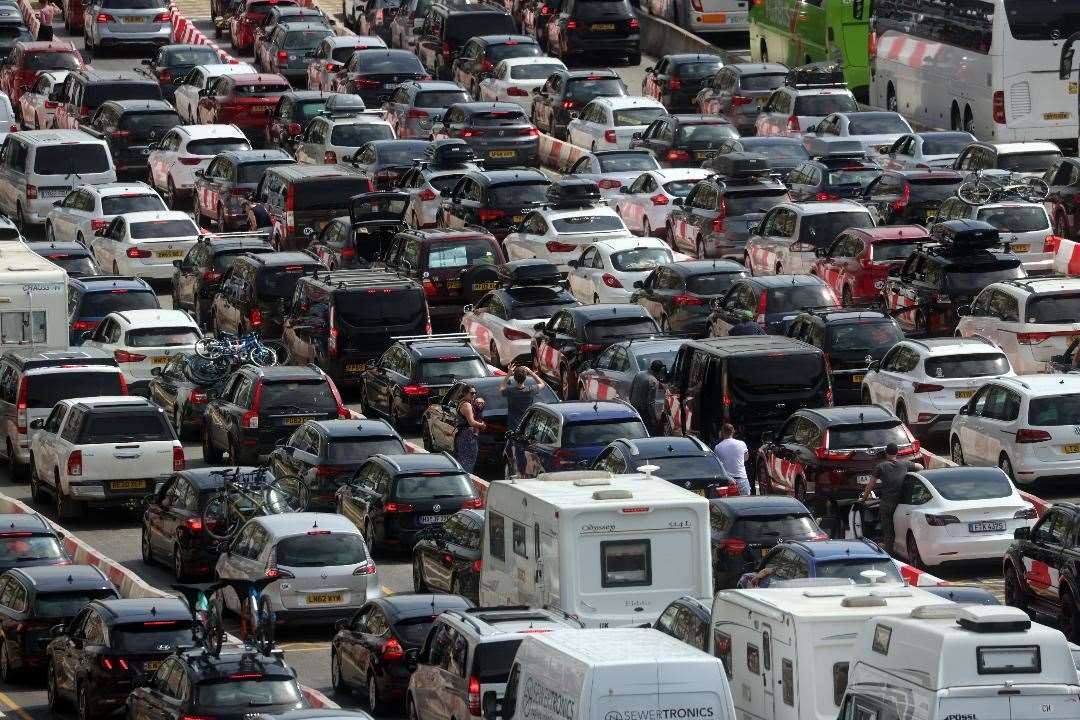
[323,93,367,116]
[931,219,1001,252]
[497,259,563,288]
[712,152,770,178]
[785,62,847,89]
[546,178,601,209]
[804,136,866,159]
[426,138,476,168]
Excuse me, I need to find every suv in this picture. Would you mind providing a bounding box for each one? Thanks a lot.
[530,68,626,140]
[860,169,963,226]
[82,0,173,53]
[385,81,471,140]
[0,40,81,108]
[259,21,335,85]
[709,496,824,589]
[935,196,1056,273]
[785,144,883,203]
[810,225,931,308]
[0,513,70,574]
[80,100,181,177]
[663,335,831,447]
[78,309,201,396]
[46,181,166,248]
[416,2,516,81]
[191,149,295,231]
[439,169,551,240]
[29,396,183,520]
[172,233,276,326]
[282,269,430,386]
[546,0,640,65]
[952,141,1062,178]
[746,200,875,277]
[706,274,839,337]
[755,65,858,138]
[202,364,348,465]
[704,137,810,180]
[631,259,748,337]
[642,54,722,113]
[1004,502,1080,636]
[67,275,160,345]
[430,102,540,169]
[693,62,788,135]
[209,251,325,339]
[0,348,125,481]
[406,606,582,720]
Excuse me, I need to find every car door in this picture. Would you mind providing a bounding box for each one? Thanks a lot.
[957,384,994,465]
[428,384,464,452]
[523,410,559,476]
[33,403,68,486]
[144,475,177,557]
[979,384,1020,467]
[567,246,599,303]
[1018,509,1069,601]
[894,474,932,558]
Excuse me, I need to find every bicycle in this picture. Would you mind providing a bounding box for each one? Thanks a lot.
[957,170,1049,205]
[172,583,226,656]
[173,578,277,655]
[201,467,309,541]
[195,331,279,367]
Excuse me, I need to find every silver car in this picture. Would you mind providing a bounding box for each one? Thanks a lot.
[84,0,172,53]
[215,512,381,626]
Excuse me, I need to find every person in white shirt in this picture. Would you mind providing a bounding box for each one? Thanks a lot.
[714,423,751,495]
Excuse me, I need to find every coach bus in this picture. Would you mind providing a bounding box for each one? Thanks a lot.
[748,0,871,100]
[870,0,1078,145]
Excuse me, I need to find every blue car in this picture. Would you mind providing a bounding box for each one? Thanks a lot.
[67,275,160,346]
[737,538,903,588]
[504,400,648,479]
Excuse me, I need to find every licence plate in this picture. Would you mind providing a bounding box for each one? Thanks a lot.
[1011,243,1029,253]
[306,593,344,604]
[701,12,726,23]
[692,488,706,496]
[111,479,146,490]
[696,150,717,159]
[1063,444,1080,454]
[1044,112,1071,120]
[151,356,169,365]
[512,214,525,223]
[472,281,499,292]
[448,279,463,289]
[419,514,448,524]
[855,474,872,485]
[851,374,864,384]
[155,250,184,258]
[955,390,975,399]
[1071,82,1078,95]
[590,22,615,30]
[122,15,143,22]
[285,416,305,425]
[924,210,937,221]
[489,150,515,159]
[969,521,1006,533]
[250,106,271,115]
[144,661,162,672]
[345,363,367,375]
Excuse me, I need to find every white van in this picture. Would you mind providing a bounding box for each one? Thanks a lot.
[710,584,951,720]
[480,470,712,628]
[485,628,737,720]
[0,245,68,350]
[841,604,1080,720]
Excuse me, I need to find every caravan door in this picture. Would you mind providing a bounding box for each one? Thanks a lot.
[761,625,777,720]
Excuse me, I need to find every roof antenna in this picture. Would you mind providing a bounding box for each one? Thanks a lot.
[67,574,74,584]
[312,515,319,528]
[150,605,157,616]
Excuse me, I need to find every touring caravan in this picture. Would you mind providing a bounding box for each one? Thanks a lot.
[710,584,950,720]
[0,245,67,350]
[841,604,1080,720]
[480,470,712,628]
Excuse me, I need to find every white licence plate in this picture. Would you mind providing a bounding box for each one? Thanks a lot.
[855,474,872,484]
[419,515,448,525]
[969,521,1005,533]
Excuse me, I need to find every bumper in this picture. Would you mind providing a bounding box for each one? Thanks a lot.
[1013,456,1080,485]
[67,478,166,504]
[476,145,539,169]
[126,379,151,396]
[910,413,955,439]
[919,532,1016,564]
[123,262,179,280]
[279,69,309,85]
[28,198,61,224]
[273,604,373,626]
[428,302,467,320]
[96,25,172,45]
[566,36,640,56]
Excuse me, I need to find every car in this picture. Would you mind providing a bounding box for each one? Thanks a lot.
[334,49,427,108]
[148,124,251,210]
[785,143,884,202]
[66,275,160,345]
[566,95,667,152]
[348,139,429,189]
[331,595,475,714]
[707,274,839,337]
[410,510,484,603]
[429,102,541,169]
[1003,501,1080,639]
[295,114,397,168]
[81,99,181,177]
[642,54,723,113]
[16,70,70,132]
[230,0,301,53]
[631,259,748,337]
[546,0,640,65]
[890,466,1037,569]
[567,236,676,305]
[438,168,551,241]
[707,496,826,589]
[202,363,348,465]
[421,376,560,467]
[517,0,560,49]
[398,143,483,228]
[0,41,80,110]
[45,596,191,717]
[1044,156,1080,238]
[0,18,32,66]
[935,196,1057,274]
[563,149,660,198]
[591,435,734,497]
[88,211,201,281]
[254,5,331,71]
[1,565,116,680]
[737,539,904,587]
[477,57,567,113]
[196,73,291,145]
[653,596,712,651]
[530,68,627,140]
[0,513,69,574]
[146,351,229,440]
[259,21,335,85]
[754,65,857,137]
[860,169,964,226]
[29,395,183,520]
[693,62,788,135]
[78,309,201,395]
[264,90,351,153]
[503,195,631,274]
[415,2,516,81]
[450,34,542,98]
[861,337,1014,441]
[810,225,929,308]
[745,201,875,277]
[137,44,221,103]
[703,136,810,181]
[359,334,495,428]
[46,182,165,247]
[306,35,388,93]
[879,131,976,170]
[191,150,295,232]
[337,452,482,548]
[26,240,100,277]
[83,0,173,53]
[375,82,466,145]
[952,140,1062,179]
[267,419,407,512]
[171,62,257,125]
[806,111,914,156]
[630,113,739,168]
[170,233,273,325]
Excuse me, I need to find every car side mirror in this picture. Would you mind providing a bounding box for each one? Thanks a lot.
[18,84,28,93]
[50,623,65,638]
[814,247,828,258]
[80,331,94,342]
[52,199,62,206]
[94,227,106,236]
[406,647,419,672]
[194,169,205,178]
[760,430,775,443]
[631,131,642,140]
[172,259,184,268]
[150,366,162,377]
[672,197,683,206]
[956,304,971,317]
[868,360,881,372]
[1014,526,1031,540]
[463,303,473,314]
[29,418,45,430]
[958,405,970,416]
[568,111,578,119]
[619,186,629,193]
[174,76,184,85]
[141,58,151,66]
[482,691,502,720]
[644,66,653,73]
[534,322,546,332]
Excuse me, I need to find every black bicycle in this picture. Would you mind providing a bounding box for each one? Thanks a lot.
[201,467,309,540]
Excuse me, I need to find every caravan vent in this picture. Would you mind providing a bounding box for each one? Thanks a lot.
[802,587,849,597]
[536,471,611,484]
[841,596,888,608]
[593,489,633,500]
[910,604,963,620]
[956,605,1031,633]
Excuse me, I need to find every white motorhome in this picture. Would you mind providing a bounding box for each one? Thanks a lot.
[480,470,712,628]
[842,604,1080,720]
[486,629,737,720]
[710,584,952,720]
[0,245,67,350]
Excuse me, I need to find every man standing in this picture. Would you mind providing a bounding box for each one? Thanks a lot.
[714,423,751,495]
[500,363,544,433]
[628,359,666,434]
[860,443,922,556]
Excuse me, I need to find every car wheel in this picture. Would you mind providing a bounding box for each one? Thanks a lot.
[112,261,119,275]
[77,684,93,720]
[29,456,44,505]
[963,106,975,134]
[413,555,429,592]
[1004,565,1027,612]
[696,237,705,260]
[950,436,965,465]
[862,388,873,405]
[202,427,224,464]
[950,102,961,131]
[490,342,503,369]
[48,662,64,710]
[7,440,25,483]
[174,544,191,582]
[229,437,242,467]
[794,476,807,504]
[504,462,515,481]
[886,84,897,113]
[141,525,154,564]
[1063,591,1079,642]
[407,695,420,720]
[643,218,653,239]
[55,476,83,520]
[895,403,909,428]
[756,460,770,495]
[45,221,57,244]
[906,532,926,570]
[1,643,13,683]
[421,424,434,452]
[366,674,381,715]
[999,453,1015,481]
[193,197,204,228]
[166,178,179,210]
[331,649,348,693]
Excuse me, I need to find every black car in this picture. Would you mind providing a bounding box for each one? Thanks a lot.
[338,49,427,107]
[267,419,407,511]
[642,54,722,113]
[439,169,551,240]
[1004,501,1080,636]
[530,68,626,140]
[705,137,810,181]
[631,259,748,337]
[46,597,193,718]
[631,114,738,168]
[0,513,69,575]
[349,139,432,189]
[709,496,825,590]
[360,334,493,428]
[148,352,230,439]
[331,594,474,713]
[1044,156,1080,238]
[202,364,348,465]
[68,275,161,345]
[786,150,883,202]
[451,34,542,97]
[861,169,964,226]
[139,44,222,102]
[82,100,182,176]
[547,0,640,65]
[124,645,305,720]
[172,233,275,327]
[653,596,711,651]
[25,241,100,278]
[208,251,327,340]
[429,102,541,170]
[421,376,560,467]
[591,436,734,497]
[192,150,296,232]
[416,2,516,81]
[0,565,117,680]
[411,509,484,603]
[265,91,340,153]
[706,274,839,337]
[337,452,483,550]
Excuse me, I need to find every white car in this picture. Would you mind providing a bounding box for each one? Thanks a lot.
[745,200,874,276]
[563,150,660,198]
[79,309,202,395]
[89,211,201,279]
[755,81,858,137]
[862,337,1014,440]
[567,236,674,304]
[880,131,976,170]
[29,396,183,520]
[18,71,69,131]
[610,168,712,238]
[892,466,1036,569]
[294,114,396,166]
[806,111,913,156]
[45,182,166,246]
[148,124,251,208]
[936,197,1055,274]
[462,284,581,368]
[503,205,633,273]
[956,278,1080,375]
[172,63,258,124]
[950,374,1080,486]
[566,96,667,152]
[478,57,568,113]
[399,164,479,228]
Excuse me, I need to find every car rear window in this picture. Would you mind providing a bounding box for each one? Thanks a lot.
[130,219,197,239]
[739,73,787,91]
[846,115,911,134]
[869,240,917,262]
[213,248,273,271]
[676,61,722,79]
[79,411,173,443]
[612,107,665,127]
[728,353,827,394]
[394,616,438,646]
[354,53,424,73]
[260,379,336,414]
[650,454,727,482]
[237,161,292,184]
[83,83,162,108]
[488,43,542,62]
[764,284,837,313]
[675,123,738,145]
[284,29,331,49]
[470,639,522,683]
[445,13,515,44]
[100,194,166,215]
[473,109,529,126]
[1026,394,1080,426]
[907,177,962,200]
[375,142,429,165]
[507,294,578,321]
[488,181,549,207]
[825,169,880,190]
[26,372,123,408]
[428,239,499,269]
[392,473,474,500]
[725,188,789,215]
[826,422,909,449]
[550,215,624,233]
[186,138,251,156]
[610,247,669,272]
[0,26,32,45]
[430,175,464,194]
[923,353,1011,379]
[976,206,1050,233]
[43,254,96,276]
[798,212,874,247]
[686,271,745,295]
[815,559,903,584]
[0,535,64,564]
[826,321,904,353]
[275,532,368,566]
[34,144,111,175]
[34,589,117,617]
[78,289,159,317]
[998,151,1060,174]
[197,678,301,708]
[163,47,219,65]
[23,51,80,71]
[414,90,470,108]
[922,136,973,155]
[330,123,395,147]
[464,383,558,413]
[925,472,1013,500]
[563,419,648,447]
[119,111,181,134]
[418,357,487,383]
[112,622,193,652]
[584,317,659,343]
[326,437,405,464]
[256,264,320,299]
[101,0,166,7]
[661,180,699,197]
[942,261,1026,294]
[1026,294,1080,323]
[742,141,810,164]
[292,177,373,210]
[337,288,426,326]
[565,77,624,102]
[730,513,820,542]
[596,152,657,173]
[793,93,858,116]
[509,62,564,81]
[125,327,199,347]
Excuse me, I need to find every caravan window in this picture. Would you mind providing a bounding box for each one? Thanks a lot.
[0,311,46,345]
[512,522,527,558]
[488,512,506,561]
[781,659,794,706]
[746,644,760,673]
[714,631,732,678]
[976,646,1041,674]
[600,539,651,588]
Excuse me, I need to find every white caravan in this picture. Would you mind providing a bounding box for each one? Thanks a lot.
[0,245,67,350]
[480,470,712,628]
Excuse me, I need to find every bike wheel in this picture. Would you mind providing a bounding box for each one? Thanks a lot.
[202,493,240,540]
[266,478,309,513]
[206,593,225,656]
[191,616,207,648]
[195,338,222,360]
[248,344,278,367]
[957,180,993,205]
[255,594,275,655]
[1022,177,1050,202]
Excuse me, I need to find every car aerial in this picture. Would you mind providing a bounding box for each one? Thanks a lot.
[16,70,70,131]
[785,141,883,203]
[88,210,201,281]
[201,363,348,466]
[754,64,858,137]
[397,141,483,228]
[745,200,875,277]
[631,259,748,337]
[170,232,273,326]
[267,418,407,512]
[693,62,788,135]
[546,0,640,65]
[0,41,81,110]
[879,131,977,170]
[331,594,475,714]
[78,309,201,395]
[952,140,1062,179]
[337,452,482,549]
[259,21,335,86]
[567,236,675,305]
[196,73,291,145]
[382,80,469,140]
[348,139,429,189]
[230,0,301,53]
[806,111,914,156]
[82,0,173,53]
[642,55,723,114]
[264,90,352,153]
[138,43,221,103]
[429,102,540,170]
[810,224,929,307]
[29,395,183,520]
[411,509,484,603]
[706,273,838,337]
[294,114,397,168]
[148,124,251,210]
[653,596,712,651]
[45,596,192,717]
[306,35,388,93]
[530,67,627,140]
[450,34,542,98]
[861,337,1013,442]
[171,62,257,124]
[191,149,295,231]
[438,168,551,240]
[0,513,69,574]
[81,99,181,178]
[737,538,904,587]
[630,113,739,168]
[703,136,810,181]
[567,95,667,152]
[421,375,560,467]
[334,49,427,107]
[477,56,567,112]
[359,334,494,428]
[591,436,734,497]
[1003,501,1080,638]
[415,2,516,81]
[935,196,1058,274]
[66,275,160,345]
[45,181,165,247]
[563,149,661,197]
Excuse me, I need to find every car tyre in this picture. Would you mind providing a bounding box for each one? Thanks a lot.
[560,366,577,400]
[55,476,83,520]
[7,440,26,483]
[1063,591,1079,642]
[999,453,1015,481]
[229,437,243,467]
[842,286,853,307]
[1004,565,1027,613]
[490,341,503,369]
[950,436,965,465]
[366,673,382,715]
[886,84,897,113]
[906,531,927,570]
[895,403,909,428]
[861,388,873,405]
[174,544,192,582]
[756,460,770,495]
[421,424,434,452]
[166,178,178,210]
[407,694,420,720]
[696,237,705,260]
[794,476,807,505]
[0,643,14,683]
[48,662,65,710]
[29,456,44,504]
[77,684,93,720]
[332,648,349,693]
[141,525,154,565]
[202,427,224,464]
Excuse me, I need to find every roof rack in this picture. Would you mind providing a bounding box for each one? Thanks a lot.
[784,63,847,90]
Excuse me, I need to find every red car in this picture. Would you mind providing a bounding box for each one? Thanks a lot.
[810,225,928,307]
[0,41,81,107]
[197,73,290,141]
[230,0,299,52]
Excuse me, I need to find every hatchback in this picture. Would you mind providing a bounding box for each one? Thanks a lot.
[411,509,484,603]
[432,102,540,169]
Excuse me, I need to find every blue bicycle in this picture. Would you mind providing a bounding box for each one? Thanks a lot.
[173,578,277,656]
[195,331,278,367]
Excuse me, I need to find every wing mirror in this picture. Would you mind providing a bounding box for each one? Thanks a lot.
[566,259,579,268]
[955,304,971,317]
[1014,526,1031,540]
[150,366,162,377]
[333,618,349,633]
[50,623,66,638]
[814,247,828,258]
[534,322,547,332]
[633,280,643,288]
[29,418,45,430]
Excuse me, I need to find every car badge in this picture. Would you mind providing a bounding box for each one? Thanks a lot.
[864,354,872,365]
[433,504,441,512]
[321,572,327,580]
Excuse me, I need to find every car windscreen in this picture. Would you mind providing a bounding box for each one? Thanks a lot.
[551,214,624,233]
[284,29,332,49]
[46,254,97,276]
[23,51,80,71]
[27,372,122,409]
[275,532,368,566]
[414,90,469,108]
[125,327,200,347]
[908,177,962,201]
[826,422,909,449]
[112,622,194,652]
[237,160,292,184]
[998,151,1060,174]
[79,411,174,443]
[825,169,880,191]
[612,107,665,127]
[675,60,721,79]
[728,353,826,394]
[509,62,564,80]
[34,144,110,175]
[260,380,336,414]
[675,123,738,146]
[976,206,1050,233]
[793,93,858,116]
[428,238,499,269]
[741,140,810,163]
[869,240,917,262]
[923,353,1010,379]
[764,284,836,313]
[489,181,549,207]
[100,194,167,215]
[740,73,786,92]
[649,454,727,481]
[488,43,542,62]
[33,590,117,617]
[78,289,159,316]
[337,289,426,325]
[846,115,910,134]
[1026,294,1080,324]
[730,513,820,542]
[354,52,423,74]
[565,77,624,102]
[392,473,475,500]
[326,437,406,464]
[197,678,301,708]
[662,180,700,197]
[815,559,903,584]
[293,177,372,210]
[943,261,1026,294]
[596,152,656,173]
[186,138,251,155]
[563,419,648,446]
[129,219,198,239]
[584,317,659,343]
[826,321,904,353]
[686,271,745,295]
[330,123,395,147]
[798,212,874,247]
[418,357,487,383]
[119,111,181,133]
[925,471,1013,500]
[470,639,522,683]
[445,13,515,44]
[725,189,789,215]
[83,83,162,108]
[0,535,64,563]
[610,247,670,272]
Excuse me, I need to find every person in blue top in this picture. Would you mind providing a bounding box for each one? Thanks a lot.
[729,309,766,336]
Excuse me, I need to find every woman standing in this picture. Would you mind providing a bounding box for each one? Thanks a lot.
[455,387,487,473]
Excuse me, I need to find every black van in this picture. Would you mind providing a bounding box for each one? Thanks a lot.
[416,1,516,80]
[661,335,831,447]
[281,269,429,386]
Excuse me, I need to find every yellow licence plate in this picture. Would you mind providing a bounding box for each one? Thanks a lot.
[285,417,305,425]
[307,593,344,604]
[924,210,937,221]
[489,150,515,159]
[1064,444,1080,454]
[512,214,525,223]
[155,250,184,258]
[701,12,726,23]
[111,479,146,490]
[591,22,615,30]
[1011,243,1029,253]
[1071,82,1078,95]
[851,374,864,384]
[1045,112,1072,120]
[472,281,499,292]
[151,356,169,364]
[143,661,162,672]
[345,363,367,374]
[692,488,706,496]
[956,390,975,399]
[448,279,463,289]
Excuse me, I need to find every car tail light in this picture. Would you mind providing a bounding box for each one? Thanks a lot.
[384,501,415,512]
[566,19,577,30]
[96,12,115,22]
[541,3,550,13]
[126,247,152,258]
[71,320,98,333]
[673,293,704,306]
[25,184,36,199]
[520,127,541,137]
[14,377,26,435]
[561,100,575,109]
[992,90,1005,124]
[786,115,800,133]
[1016,428,1052,443]
[202,271,222,283]
[668,77,682,91]
[925,513,960,526]
[406,108,429,119]
[713,196,727,233]
[600,128,617,144]
[101,656,130,671]
[503,326,530,340]
[44,100,57,109]
[178,156,202,166]
[755,290,767,322]
[462,497,485,509]
[461,128,484,138]
[183,516,204,534]
[287,121,302,136]
[153,11,170,21]
[815,446,853,461]
[324,150,337,164]
[815,192,839,201]
[1044,234,1064,253]
[546,240,576,253]
[67,450,82,477]
[315,465,345,479]
[249,307,262,329]
[111,129,130,139]
[666,149,690,162]
[114,349,147,363]
[418,187,437,201]
[468,676,482,716]
[507,86,528,97]
[478,208,505,222]
[731,95,752,106]
[1017,332,1052,345]
[264,565,295,579]
[277,51,288,63]
[649,193,668,205]
[1014,507,1038,519]
[242,381,262,429]
[353,560,377,575]
[597,179,621,189]
[913,382,944,393]
[891,183,910,211]
[402,384,431,397]
[472,558,482,572]
[718,538,746,555]
[481,58,494,73]
[868,30,878,60]
[422,279,436,297]
[577,343,603,353]
[173,446,185,471]
[601,273,622,288]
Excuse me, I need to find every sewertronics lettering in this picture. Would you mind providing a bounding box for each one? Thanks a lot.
[523,677,576,720]
[606,708,717,720]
